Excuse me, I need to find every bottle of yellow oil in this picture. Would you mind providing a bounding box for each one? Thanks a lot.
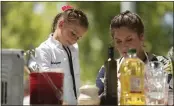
[119,49,145,105]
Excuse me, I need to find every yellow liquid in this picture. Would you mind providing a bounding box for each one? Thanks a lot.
[120,57,145,105]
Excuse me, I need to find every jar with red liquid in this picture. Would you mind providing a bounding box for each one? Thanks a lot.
[29,69,64,105]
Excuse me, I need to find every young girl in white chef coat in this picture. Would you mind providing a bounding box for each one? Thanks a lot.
[28,5,89,105]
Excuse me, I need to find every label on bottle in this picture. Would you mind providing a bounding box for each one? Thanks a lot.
[130,76,141,93]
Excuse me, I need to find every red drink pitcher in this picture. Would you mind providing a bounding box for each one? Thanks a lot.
[29,70,64,104]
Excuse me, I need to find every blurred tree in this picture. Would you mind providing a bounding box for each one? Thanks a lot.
[137,2,173,55]
[1,1,173,84]
[1,2,58,51]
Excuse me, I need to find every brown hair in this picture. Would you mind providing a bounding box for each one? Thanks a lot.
[51,8,89,33]
[110,10,144,37]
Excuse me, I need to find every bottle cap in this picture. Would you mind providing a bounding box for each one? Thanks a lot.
[108,46,114,58]
[128,48,136,54]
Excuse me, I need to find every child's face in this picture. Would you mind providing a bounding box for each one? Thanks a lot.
[60,22,87,46]
[113,27,144,57]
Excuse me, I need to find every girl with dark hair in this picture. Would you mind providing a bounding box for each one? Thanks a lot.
[96,10,173,105]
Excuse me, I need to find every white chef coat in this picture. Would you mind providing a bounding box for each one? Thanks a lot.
[29,34,80,105]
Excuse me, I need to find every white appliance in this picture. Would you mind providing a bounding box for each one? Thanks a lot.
[1,49,24,105]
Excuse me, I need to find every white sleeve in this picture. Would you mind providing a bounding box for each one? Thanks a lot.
[34,47,52,72]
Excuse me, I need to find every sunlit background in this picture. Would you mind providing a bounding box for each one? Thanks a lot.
[1,1,173,85]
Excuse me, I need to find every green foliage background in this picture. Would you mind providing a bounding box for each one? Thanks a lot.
[1,1,173,85]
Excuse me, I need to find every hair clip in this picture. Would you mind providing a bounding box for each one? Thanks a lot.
[61,5,73,11]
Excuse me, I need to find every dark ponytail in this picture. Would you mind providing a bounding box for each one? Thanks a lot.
[51,13,62,33]
[51,8,89,33]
